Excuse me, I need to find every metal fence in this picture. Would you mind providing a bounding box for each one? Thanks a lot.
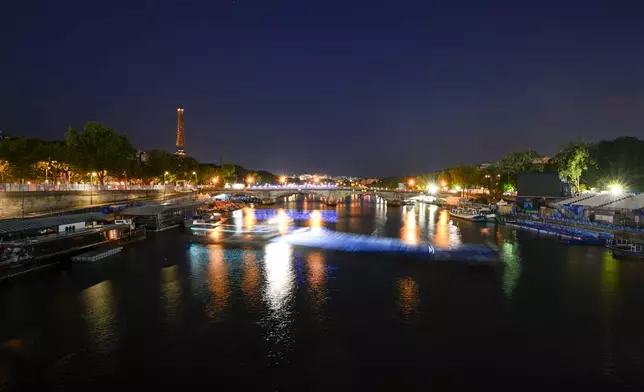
[0,184,196,192]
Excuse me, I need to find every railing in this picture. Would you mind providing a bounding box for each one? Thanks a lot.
[0,184,197,192]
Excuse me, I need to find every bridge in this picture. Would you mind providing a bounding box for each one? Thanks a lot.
[199,185,422,204]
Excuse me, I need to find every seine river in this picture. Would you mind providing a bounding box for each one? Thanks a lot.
[1,195,644,389]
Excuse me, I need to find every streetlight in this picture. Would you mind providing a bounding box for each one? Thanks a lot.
[192,171,197,185]
[163,171,169,199]
[408,178,415,188]
[211,176,219,186]
[90,172,97,205]
[279,176,286,185]
[246,176,254,187]
[428,183,438,194]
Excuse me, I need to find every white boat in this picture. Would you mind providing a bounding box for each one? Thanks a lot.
[185,213,222,229]
[449,208,487,222]
[477,207,496,220]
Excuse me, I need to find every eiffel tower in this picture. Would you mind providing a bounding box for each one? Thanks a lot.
[175,106,186,157]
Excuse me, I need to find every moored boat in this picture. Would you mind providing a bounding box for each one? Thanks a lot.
[606,239,644,259]
[449,208,487,222]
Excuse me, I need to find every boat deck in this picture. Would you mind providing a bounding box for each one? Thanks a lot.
[1,223,131,246]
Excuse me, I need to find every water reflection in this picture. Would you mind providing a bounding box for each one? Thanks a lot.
[400,207,419,245]
[433,210,451,247]
[276,209,290,235]
[82,280,118,355]
[600,252,619,376]
[207,245,229,318]
[244,207,256,228]
[397,277,419,322]
[264,242,294,312]
[501,241,522,299]
[161,265,181,325]
[307,252,326,309]
[262,242,295,363]
[309,210,322,231]
[242,250,261,309]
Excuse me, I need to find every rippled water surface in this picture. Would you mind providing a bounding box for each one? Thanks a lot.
[2,195,644,389]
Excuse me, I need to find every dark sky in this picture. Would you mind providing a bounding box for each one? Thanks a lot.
[3,0,644,176]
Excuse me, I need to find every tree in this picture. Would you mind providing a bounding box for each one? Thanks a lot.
[449,165,480,190]
[66,122,136,184]
[216,164,237,185]
[583,137,644,191]
[552,140,592,193]
[0,137,44,180]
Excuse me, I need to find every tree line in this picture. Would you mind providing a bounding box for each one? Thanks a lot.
[0,122,276,185]
[375,136,644,196]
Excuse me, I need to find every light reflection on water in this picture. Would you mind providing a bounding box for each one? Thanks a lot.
[398,277,420,322]
[82,280,118,357]
[262,242,296,363]
[307,251,326,310]
[161,265,181,326]
[242,250,261,309]
[207,245,229,318]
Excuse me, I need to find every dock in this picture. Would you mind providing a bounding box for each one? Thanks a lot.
[72,246,123,263]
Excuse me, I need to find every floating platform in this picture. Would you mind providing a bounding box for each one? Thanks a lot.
[72,246,123,263]
[272,228,500,263]
[504,221,611,246]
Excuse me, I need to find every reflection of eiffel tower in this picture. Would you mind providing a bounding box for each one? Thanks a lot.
[175,107,186,156]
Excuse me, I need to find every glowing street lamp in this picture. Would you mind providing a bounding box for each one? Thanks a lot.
[408,179,415,187]
[609,183,623,195]
[428,183,438,194]
[440,180,447,188]
[279,176,286,184]
[246,176,254,186]
[192,171,197,184]
[211,176,219,185]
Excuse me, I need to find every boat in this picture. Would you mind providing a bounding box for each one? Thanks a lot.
[477,207,496,220]
[0,221,138,281]
[606,239,644,259]
[449,208,487,222]
[261,198,276,205]
[184,213,222,229]
[403,199,415,206]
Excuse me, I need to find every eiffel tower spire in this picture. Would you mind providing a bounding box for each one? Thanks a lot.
[175,106,186,156]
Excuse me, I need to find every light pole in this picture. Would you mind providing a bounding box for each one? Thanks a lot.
[21,178,25,218]
[163,171,169,199]
[90,172,97,205]
[192,171,197,186]
[246,176,254,188]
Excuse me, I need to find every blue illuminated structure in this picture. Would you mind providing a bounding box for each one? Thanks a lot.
[273,228,500,262]
[252,209,338,223]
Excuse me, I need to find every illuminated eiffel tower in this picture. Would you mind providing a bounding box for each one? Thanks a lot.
[175,106,186,157]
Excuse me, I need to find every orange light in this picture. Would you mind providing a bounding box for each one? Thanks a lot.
[211,177,219,184]
[246,176,254,184]
[279,176,286,183]
[408,179,415,186]
[313,177,320,183]
[440,180,447,187]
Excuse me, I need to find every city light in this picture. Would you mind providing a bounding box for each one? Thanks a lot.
[609,183,623,195]
[440,180,447,188]
[455,185,462,191]
[211,177,219,184]
[428,183,438,194]
[246,176,254,185]
[408,179,415,187]
[279,176,286,184]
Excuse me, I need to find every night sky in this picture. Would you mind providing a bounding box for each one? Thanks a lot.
[3,0,644,176]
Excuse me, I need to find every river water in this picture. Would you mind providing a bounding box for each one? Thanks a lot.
[1,195,644,389]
